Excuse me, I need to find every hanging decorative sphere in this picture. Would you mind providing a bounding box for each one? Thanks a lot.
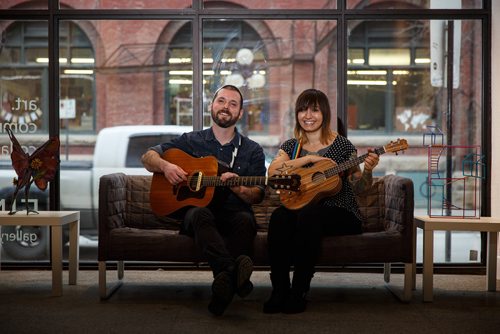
[236,48,254,65]
[224,73,245,87]
[247,73,266,89]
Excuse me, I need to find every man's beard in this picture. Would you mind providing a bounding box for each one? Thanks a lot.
[211,108,239,128]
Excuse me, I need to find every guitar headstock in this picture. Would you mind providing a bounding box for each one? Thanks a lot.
[269,174,301,191]
[383,138,408,155]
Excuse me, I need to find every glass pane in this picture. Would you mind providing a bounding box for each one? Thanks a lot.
[197,19,337,158]
[1,1,47,9]
[58,20,191,261]
[63,0,192,10]
[348,19,484,264]
[59,21,95,133]
[347,0,482,9]
[1,20,50,262]
[204,0,336,9]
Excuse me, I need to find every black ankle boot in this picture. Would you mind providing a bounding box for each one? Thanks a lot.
[282,291,307,314]
[262,273,290,314]
[282,270,312,314]
[263,288,290,314]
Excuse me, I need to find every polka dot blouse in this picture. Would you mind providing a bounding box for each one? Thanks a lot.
[280,135,363,221]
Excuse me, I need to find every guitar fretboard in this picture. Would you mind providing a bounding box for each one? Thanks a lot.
[324,146,386,179]
[194,175,268,187]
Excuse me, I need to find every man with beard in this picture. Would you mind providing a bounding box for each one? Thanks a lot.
[141,85,266,316]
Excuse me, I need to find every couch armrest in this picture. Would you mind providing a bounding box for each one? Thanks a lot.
[383,175,414,264]
[98,173,128,260]
[383,175,415,264]
[383,174,414,233]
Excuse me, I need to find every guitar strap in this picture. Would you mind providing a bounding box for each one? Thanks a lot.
[292,137,303,159]
[218,133,242,170]
[210,134,242,210]
[229,134,242,169]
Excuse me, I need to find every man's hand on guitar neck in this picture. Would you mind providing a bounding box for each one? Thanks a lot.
[221,171,265,205]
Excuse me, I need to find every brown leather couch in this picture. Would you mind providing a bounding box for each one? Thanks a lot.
[98,173,415,301]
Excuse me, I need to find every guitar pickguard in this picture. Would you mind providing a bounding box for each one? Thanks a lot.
[175,184,206,201]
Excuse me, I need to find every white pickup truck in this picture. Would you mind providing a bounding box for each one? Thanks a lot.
[0,125,191,260]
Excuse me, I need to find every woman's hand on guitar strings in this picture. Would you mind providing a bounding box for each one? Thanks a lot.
[363,149,379,172]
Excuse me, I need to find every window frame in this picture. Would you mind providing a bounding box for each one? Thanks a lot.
[0,1,491,270]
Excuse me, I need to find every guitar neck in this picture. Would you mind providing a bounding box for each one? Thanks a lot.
[325,146,386,178]
[198,175,268,187]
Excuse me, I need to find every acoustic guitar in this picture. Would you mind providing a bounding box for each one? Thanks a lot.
[278,139,408,210]
[150,148,301,216]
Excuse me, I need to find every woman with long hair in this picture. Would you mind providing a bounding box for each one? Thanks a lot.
[263,88,379,314]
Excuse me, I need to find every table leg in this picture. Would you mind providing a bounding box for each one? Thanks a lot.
[0,226,2,272]
[51,225,63,296]
[68,219,80,285]
[422,229,434,302]
[486,231,498,291]
[412,221,417,290]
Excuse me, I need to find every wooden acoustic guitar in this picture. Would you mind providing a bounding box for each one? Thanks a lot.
[278,139,408,210]
[150,148,301,216]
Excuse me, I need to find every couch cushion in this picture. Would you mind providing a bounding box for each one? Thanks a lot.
[107,227,203,262]
[253,188,281,232]
[318,231,406,263]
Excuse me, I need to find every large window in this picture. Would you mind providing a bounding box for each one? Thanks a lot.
[347,20,432,133]
[0,21,95,133]
[0,1,489,266]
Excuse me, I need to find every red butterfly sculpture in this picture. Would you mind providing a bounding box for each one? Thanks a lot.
[6,127,60,215]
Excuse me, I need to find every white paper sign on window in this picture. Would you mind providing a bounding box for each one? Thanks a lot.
[430,0,462,89]
[60,99,76,119]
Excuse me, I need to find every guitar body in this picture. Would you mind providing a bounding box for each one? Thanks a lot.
[277,138,408,210]
[150,148,218,216]
[279,159,341,210]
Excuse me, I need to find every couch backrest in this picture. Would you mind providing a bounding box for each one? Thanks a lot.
[124,175,181,230]
[119,174,388,232]
[252,176,387,233]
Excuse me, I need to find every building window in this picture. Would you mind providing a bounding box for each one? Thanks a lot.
[347,20,432,133]
[166,20,268,135]
[0,21,95,133]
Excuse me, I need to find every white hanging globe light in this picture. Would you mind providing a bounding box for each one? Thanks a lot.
[247,73,266,89]
[235,48,254,65]
[224,73,245,87]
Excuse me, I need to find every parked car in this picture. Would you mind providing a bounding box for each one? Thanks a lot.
[0,125,191,260]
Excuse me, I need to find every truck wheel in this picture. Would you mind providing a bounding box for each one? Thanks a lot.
[0,187,49,260]
[1,225,49,260]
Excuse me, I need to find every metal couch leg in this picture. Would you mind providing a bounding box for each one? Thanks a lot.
[384,262,413,303]
[384,263,391,283]
[99,260,124,300]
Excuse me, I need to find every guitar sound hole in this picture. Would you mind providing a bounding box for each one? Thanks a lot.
[188,172,201,191]
[311,172,326,183]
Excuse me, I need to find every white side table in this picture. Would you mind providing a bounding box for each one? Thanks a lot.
[414,215,500,302]
[0,211,80,296]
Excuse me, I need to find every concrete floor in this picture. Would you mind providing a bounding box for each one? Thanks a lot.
[0,269,499,333]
